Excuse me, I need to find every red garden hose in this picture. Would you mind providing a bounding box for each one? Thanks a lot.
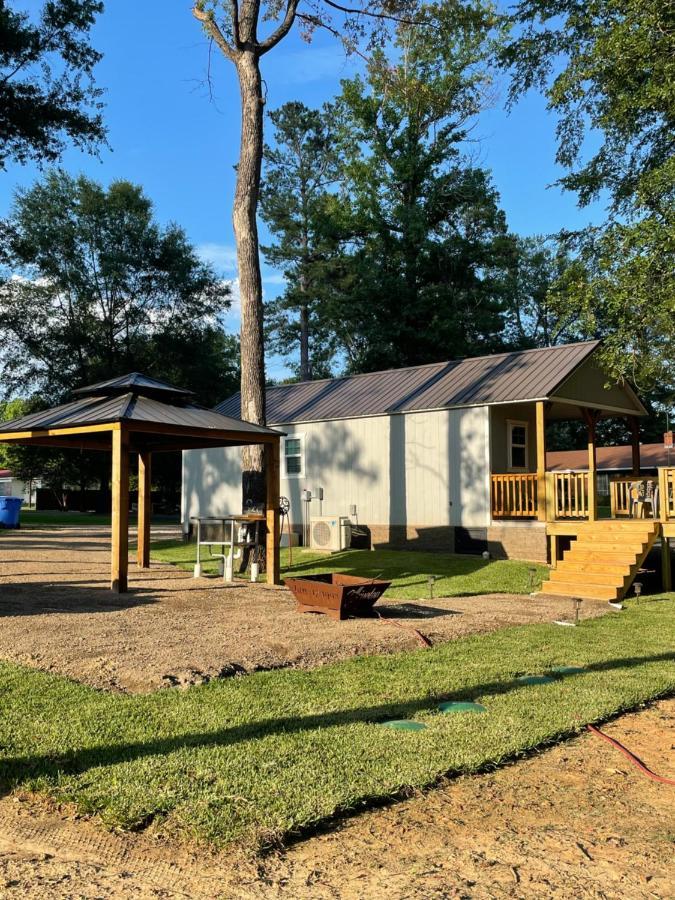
[374,609,432,648]
[586,723,675,786]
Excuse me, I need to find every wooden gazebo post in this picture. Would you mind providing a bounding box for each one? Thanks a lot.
[582,408,600,522]
[137,451,152,569]
[111,426,130,592]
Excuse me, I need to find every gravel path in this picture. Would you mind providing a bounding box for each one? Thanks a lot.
[0,527,609,693]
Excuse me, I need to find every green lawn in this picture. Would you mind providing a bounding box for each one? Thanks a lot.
[20,509,117,527]
[151,540,548,598]
[0,599,673,849]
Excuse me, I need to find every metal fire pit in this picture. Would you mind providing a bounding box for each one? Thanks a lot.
[284,573,391,621]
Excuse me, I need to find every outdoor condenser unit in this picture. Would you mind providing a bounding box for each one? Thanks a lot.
[310,515,352,552]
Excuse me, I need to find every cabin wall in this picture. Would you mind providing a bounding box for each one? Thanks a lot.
[182,405,492,552]
[489,402,538,473]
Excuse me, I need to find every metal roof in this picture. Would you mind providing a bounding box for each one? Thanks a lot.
[217,341,603,425]
[0,385,278,438]
[547,443,670,471]
[73,372,194,401]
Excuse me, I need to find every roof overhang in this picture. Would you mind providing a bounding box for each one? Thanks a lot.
[0,420,283,453]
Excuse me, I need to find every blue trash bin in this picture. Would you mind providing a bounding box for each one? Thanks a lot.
[0,496,22,528]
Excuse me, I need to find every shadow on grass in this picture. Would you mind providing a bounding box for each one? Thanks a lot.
[1,651,672,798]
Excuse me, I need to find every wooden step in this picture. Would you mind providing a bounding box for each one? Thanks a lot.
[540,581,619,601]
[556,562,632,577]
[548,570,627,587]
[570,540,646,553]
[571,522,654,534]
[563,549,641,564]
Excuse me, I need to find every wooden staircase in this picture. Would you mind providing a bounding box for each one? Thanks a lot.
[541,520,659,602]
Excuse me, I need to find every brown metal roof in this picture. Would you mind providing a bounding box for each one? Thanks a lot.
[217,341,603,424]
[0,371,280,440]
[0,393,278,436]
[73,372,194,401]
[547,443,672,471]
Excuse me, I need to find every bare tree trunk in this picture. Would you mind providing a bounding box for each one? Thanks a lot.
[234,50,266,509]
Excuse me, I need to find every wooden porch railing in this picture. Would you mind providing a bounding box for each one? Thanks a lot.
[659,467,675,520]
[551,471,589,519]
[609,477,634,517]
[491,473,538,518]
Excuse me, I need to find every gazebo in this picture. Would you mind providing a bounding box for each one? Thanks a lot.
[0,374,283,592]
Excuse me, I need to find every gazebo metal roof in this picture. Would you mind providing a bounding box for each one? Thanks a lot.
[0,374,283,591]
[0,375,281,453]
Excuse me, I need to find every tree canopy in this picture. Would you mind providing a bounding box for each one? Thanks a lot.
[0,171,237,407]
[0,0,105,169]
[501,0,674,398]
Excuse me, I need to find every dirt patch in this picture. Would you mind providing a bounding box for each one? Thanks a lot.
[0,699,673,898]
[0,528,609,693]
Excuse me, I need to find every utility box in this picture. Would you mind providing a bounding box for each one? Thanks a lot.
[310,515,352,552]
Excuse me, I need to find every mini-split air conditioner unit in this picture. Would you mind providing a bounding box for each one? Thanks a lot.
[310,515,352,552]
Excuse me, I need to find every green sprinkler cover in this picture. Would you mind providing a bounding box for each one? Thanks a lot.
[438,701,487,714]
[380,719,427,731]
[550,666,586,675]
[516,674,555,685]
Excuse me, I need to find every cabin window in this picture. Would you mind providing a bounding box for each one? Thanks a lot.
[283,434,305,478]
[507,420,529,471]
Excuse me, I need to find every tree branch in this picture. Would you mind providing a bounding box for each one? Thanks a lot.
[193,5,238,61]
[259,0,301,54]
[319,0,431,27]
[296,12,369,62]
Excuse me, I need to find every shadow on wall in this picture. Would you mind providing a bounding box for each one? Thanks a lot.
[286,421,380,529]
[182,448,243,530]
[389,414,406,530]
[448,413,489,529]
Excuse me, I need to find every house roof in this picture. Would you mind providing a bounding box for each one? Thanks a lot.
[547,443,672,472]
[217,341,605,425]
[0,469,11,478]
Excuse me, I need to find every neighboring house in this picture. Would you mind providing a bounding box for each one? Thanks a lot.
[182,340,651,565]
[0,469,35,504]
[547,444,673,498]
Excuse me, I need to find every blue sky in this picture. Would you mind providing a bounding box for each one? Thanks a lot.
[1,2,604,380]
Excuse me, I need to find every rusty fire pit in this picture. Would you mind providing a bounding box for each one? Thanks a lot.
[284,573,391,620]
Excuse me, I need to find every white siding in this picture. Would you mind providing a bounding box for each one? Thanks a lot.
[182,406,491,532]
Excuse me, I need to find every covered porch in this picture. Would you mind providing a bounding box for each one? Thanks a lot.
[485,356,673,593]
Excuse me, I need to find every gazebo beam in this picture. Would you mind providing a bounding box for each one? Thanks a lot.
[265,439,281,585]
[137,450,151,569]
[111,427,130,592]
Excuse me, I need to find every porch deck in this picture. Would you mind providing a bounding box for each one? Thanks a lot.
[490,467,675,598]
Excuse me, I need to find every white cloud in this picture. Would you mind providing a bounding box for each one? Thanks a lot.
[197,242,238,274]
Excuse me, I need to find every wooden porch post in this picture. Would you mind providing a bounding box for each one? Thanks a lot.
[265,439,281,585]
[137,450,151,568]
[629,416,641,475]
[111,426,130,592]
[535,401,547,521]
[662,536,672,592]
[582,408,599,522]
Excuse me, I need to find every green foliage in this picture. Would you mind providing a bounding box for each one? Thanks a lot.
[503,236,586,349]
[0,172,239,496]
[501,0,673,217]
[0,0,105,168]
[0,170,237,406]
[501,0,675,398]
[261,101,342,380]
[315,3,515,372]
[0,599,673,848]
